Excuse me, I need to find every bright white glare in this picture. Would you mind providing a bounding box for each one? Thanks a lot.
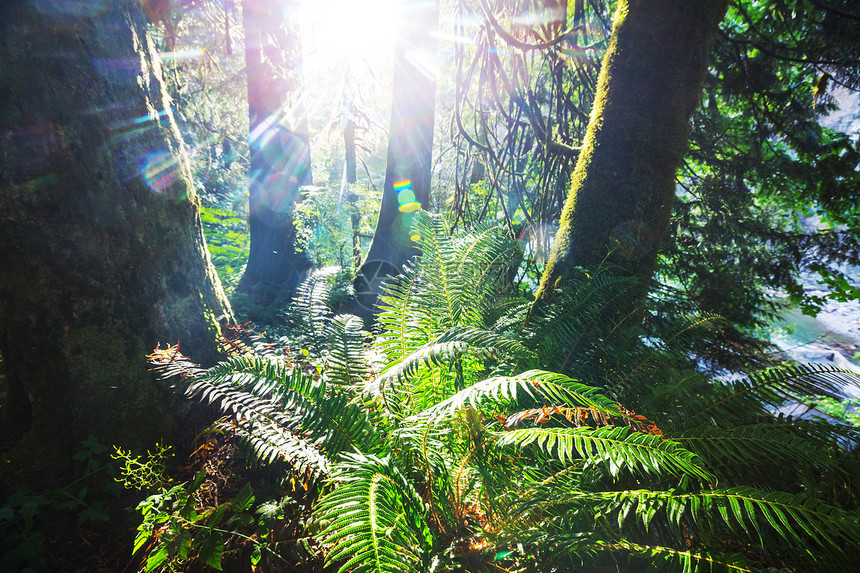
[300,0,399,70]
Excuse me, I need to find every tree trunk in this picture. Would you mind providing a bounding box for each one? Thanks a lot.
[534,0,728,319]
[344,117,364,272]
[345,117,357,186]
[355,0,438,315]
[236,0,312,317]
[0,0,233,485]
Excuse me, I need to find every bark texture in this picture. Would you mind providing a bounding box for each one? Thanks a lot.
[356,0,439,314]
[0,0,233,484]
[236,0,312,316]
[534,0,728,316]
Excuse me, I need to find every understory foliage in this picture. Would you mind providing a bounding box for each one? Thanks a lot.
[147,213,860,573]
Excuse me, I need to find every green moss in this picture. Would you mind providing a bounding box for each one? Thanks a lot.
[535,0,729,318]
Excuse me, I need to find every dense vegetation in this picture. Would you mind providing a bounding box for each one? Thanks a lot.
[140,214,860,572]
[1,0,860,572]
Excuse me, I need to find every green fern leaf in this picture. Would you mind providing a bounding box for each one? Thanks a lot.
[186,356,382,468]
[495,426,713,480]
[324,314,370,390]
[693,364,860,421]
[286,266,340,356]
[317,453,432,573]
[410,369,621,424]
[671,421,847,485]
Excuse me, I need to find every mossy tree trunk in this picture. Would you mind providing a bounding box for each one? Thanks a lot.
[0,0,233,485]
[355,0,438,315]
[534,0,728,319]
[236,0,313,318]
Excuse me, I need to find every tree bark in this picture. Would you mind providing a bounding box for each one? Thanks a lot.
[355,0,438,315]
[236,0,312,317]
[534,0,728,318]
[0,0,233,485]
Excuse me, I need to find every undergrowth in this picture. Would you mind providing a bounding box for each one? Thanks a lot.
[138,212,860,573]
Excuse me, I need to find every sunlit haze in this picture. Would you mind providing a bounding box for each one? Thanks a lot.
[300,0,398,72]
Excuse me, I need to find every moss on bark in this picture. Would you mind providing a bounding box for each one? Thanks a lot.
[534,0,729,318]
[0,0,233,486]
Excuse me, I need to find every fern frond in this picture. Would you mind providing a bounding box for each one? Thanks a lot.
[175,376,331,476]
[672,422,845,485]
[598,541,762,573]
[688,488,859,554]
[413,212,460,328]
[323,314,370,390]
[692,364,860,422]
[523,272,635,373]
[608,313,727,393]
[375,262,430,362]
[190,356,382,457]
[287,266,340,355]
[150,349,331,475]
[395,212,520,332]
[509,526,763,572]
[224,418,329,476]
[317,453,433,573]
[573,488,860,558]
[368,327,532,397]
[148,344,206,380]
[495,426,713,480]
[504,405,663,435]
[450,220,520,324]
[410,370,622,424]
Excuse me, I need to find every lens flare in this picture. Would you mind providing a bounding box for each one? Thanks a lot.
[392,210,421,246]
[404,49,437,81]
[142,150,179,193]
[394,179,422,213]
[609,220,655,260]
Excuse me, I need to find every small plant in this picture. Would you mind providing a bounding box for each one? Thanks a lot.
[123,430,315,572]
[133,473,264,572]
[113,443,173,493]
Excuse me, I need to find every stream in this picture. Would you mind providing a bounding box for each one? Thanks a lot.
[767,273,860,420]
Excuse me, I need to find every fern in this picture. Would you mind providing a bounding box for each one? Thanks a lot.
[409,369,622,424]
[522,271,636,374]
[671,421,849,486]
[188,356,382,461]
[316,453,433,573]
[286,266,340,355]
[374,261,430,363]
[592,541,764,573]
[226,418,329,476]
[691,363,860,424]
[572,488,860,558]
[147,216,860,573]
[323,314,370,390]
[368,326,532,398]
[374,213,520,364]
[495,426,713,480]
